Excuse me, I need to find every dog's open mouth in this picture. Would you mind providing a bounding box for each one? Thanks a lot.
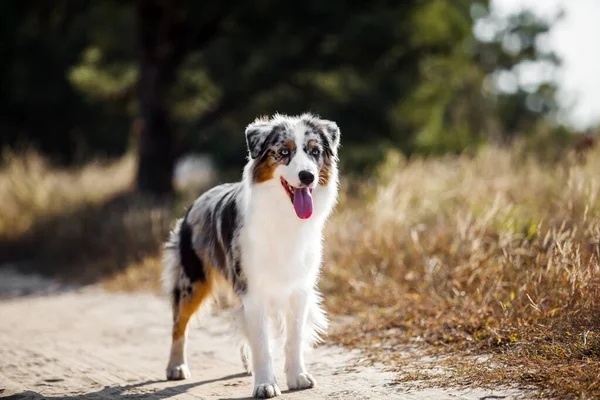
[280,177,313,220]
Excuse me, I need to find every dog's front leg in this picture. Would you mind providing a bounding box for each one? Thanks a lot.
[243,296,281,398]
[284,289,316,391]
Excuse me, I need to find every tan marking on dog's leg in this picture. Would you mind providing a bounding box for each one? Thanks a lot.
[172,280,212,340]
[166,277,213,380]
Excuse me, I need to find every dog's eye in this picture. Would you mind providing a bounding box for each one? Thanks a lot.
[280,148,290,156]
[310,148,320,157]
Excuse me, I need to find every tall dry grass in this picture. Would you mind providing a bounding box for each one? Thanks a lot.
[0,144,598,397]
[0,150,134,237]
[0,150,172,283]
[323,145,600,398]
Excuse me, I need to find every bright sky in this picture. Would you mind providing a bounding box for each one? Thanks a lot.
[492,0,600,129]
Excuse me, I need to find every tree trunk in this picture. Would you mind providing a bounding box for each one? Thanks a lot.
[135,0,186,196]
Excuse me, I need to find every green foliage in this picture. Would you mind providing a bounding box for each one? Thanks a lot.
[0,1,572,172]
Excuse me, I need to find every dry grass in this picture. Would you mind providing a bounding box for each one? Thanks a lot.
[1,144,599,398]
[0,150,133,237]
[0,150,172,283]
[322,145,600,399]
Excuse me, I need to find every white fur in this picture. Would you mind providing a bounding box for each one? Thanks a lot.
[237,117,337,397]
[163,114,338,399]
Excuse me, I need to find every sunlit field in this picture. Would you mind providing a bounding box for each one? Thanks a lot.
[323,145,600,399]
[1,144,598,398]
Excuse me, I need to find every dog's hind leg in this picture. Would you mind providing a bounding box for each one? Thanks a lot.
[240,343,252,375]
[166,278,213,380]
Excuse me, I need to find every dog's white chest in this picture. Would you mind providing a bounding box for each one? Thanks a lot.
[240,209,321,291]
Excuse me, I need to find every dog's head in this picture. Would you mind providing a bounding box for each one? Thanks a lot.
[245,113,341,220]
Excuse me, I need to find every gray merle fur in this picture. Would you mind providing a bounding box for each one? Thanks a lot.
[177,183,247,295]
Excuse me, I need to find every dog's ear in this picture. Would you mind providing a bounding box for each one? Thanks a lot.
[318,119,341,158]
[245,121,273,159]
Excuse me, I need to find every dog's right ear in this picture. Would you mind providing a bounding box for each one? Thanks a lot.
[245,122,273,159]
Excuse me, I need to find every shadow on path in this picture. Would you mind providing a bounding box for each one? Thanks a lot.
[0,192,174,292]
[6,373,250,400]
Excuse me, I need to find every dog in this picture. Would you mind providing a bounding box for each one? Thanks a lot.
[162,113,341,398]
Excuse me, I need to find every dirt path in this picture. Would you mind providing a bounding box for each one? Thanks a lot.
[0,271,531,400]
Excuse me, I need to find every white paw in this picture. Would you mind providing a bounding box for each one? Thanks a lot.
[253,382,281,398]
[287,372,316,391]
[166,363,191,380]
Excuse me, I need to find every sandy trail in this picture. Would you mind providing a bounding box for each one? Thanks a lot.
[0,271,530,400]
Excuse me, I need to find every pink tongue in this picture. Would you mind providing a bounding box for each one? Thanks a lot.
[293,187,313,219]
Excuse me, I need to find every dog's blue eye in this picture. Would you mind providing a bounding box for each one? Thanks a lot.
[280,149,290,156]
[311,148,320,157]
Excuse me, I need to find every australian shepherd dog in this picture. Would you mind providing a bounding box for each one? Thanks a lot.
[162,113,341,398]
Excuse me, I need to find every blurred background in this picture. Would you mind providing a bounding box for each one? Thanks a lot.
[2,0,598,193]
[1,0,599,279]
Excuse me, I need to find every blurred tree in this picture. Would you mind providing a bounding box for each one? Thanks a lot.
[474,5,561,140]
[0,1,131,163]
[402,1,562,154]
[135,0,187,195]
[0,0,569,184]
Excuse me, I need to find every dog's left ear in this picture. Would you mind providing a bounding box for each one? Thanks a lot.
[319,120,341,158]
[245,122,273,159]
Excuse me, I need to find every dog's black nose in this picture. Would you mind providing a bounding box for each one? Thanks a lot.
[299,171,315,185]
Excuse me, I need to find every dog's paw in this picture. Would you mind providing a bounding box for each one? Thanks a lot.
[166,363,191,380]
[253,383,281,398]
[287,372,316,391]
